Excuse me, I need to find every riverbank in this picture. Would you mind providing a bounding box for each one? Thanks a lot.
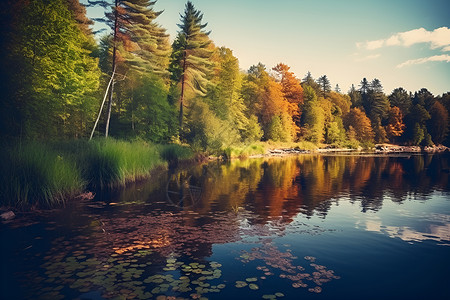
[1,139,448,212]
[0,139,193,210]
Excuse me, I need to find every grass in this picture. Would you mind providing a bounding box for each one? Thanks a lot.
[0,139,194,209]
[0,142,84,208]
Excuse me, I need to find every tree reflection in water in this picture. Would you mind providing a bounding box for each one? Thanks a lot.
[4,153,449,299]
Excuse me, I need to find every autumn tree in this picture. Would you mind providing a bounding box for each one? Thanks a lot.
[385,106,405,142]
[428,101,448,145]
[272,63,303,138]
[344,108,374,145]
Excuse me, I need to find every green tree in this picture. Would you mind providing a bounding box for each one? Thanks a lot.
[317,75,331,98]
[88,0,170,137]
[301,86,325,143]
[348,84,362,107]
[301,71,320,93]
[389,87,411,115]
[124,74,176,142]
[334,84,341,93]
[170,1,213,130]
[0,0,100,139]
[428,101,448,145]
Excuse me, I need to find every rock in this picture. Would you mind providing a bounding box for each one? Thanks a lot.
[1,211,15,221]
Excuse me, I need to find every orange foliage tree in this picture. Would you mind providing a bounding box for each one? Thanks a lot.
[385,106,405,142]
[272,63,303,138]
[344,108,374,144]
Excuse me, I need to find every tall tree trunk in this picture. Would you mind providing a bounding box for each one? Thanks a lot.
[179,50,187,131]
[105,0,118,138]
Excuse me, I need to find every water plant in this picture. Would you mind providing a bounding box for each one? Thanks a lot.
[0,139,193,208]
[0,142,84,208]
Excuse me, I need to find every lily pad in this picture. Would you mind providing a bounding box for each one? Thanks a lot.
[249,283,259,290]
[246,277,258,282]
[235,281,247,288]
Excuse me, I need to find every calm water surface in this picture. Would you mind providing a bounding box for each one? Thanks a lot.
[1,154,449,299]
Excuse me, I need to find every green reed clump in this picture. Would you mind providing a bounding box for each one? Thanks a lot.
[159,143,193,164]
[0,139,195,209]
[222,143,266,159]
[0,142,84,208]
[83,139,164,189]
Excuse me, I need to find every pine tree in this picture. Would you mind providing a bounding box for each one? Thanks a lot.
[170,1,213,130]
[348,84,362,107]
[88,0,169,137]
[317,75,331,98]
[334,84,341,93]
[389,87,411,115]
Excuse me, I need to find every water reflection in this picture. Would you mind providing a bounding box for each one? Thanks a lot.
[109,154,449,218]
[2,153,450,299]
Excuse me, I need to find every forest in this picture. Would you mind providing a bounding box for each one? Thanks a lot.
[1,0,449,151]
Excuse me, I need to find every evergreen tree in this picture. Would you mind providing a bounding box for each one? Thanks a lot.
[88,0,169,137]
[348,84,362,107]
[334,84,341,93]
[317,75,331,98]
[170,1,213,130]
[389,87,411,115]
[301,71,320,93]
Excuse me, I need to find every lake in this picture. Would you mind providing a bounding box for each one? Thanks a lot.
[1,153,449,299]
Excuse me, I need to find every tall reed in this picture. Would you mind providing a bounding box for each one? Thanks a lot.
[0,142,84,208]
[0,139,194,209]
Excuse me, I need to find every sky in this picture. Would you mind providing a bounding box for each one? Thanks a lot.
[83,0,450,95]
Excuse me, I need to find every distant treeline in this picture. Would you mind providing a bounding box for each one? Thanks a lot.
[1,0,449,151]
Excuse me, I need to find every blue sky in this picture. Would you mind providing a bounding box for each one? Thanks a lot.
[84,0,450,95]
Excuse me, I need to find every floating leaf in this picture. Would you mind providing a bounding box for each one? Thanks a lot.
[246,277,257,282]
[249,283,259,290]
[275,292,285,297]
[235,281,247,288]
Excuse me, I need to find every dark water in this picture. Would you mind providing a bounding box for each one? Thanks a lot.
[1,154,450,300]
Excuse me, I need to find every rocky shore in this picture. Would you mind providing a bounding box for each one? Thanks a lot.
[374,144,449,153]
[265,144,449,157]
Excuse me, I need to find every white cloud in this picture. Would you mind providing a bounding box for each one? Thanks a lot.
[366,39,385,50]
[397,54,450,68]
[355,54,381,62]
[358,27,450,50]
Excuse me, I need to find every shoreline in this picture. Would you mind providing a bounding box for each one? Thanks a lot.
[249,144,449,159]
